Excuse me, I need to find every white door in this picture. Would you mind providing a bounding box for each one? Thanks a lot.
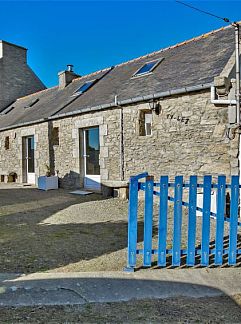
[83,127,101,190]
[25,136,35,184]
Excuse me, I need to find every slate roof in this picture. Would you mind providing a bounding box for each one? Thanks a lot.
[0,24,236,130]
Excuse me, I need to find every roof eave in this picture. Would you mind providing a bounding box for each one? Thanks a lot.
[0,82,213,132]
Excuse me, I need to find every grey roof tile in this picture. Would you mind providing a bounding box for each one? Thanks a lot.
[0,24,236,130]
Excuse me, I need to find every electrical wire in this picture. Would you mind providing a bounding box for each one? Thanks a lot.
[176,1,231,23]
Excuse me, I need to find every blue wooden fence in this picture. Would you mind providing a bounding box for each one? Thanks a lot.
[125,172,241,271]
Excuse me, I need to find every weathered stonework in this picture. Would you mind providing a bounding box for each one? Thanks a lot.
[0,41,45,111]
[0,123,49,183]
[123,90,237,182]
[0,89,238,190]
[50,109,121,188]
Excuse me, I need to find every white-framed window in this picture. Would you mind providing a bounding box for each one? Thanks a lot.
[144,112,152,136]
[139,111,152,136]
[132,58,163,78]
[72,79,96,96]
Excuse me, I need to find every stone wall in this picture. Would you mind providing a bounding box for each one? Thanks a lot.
[0,41,45,111]
[122,90,238,182]
[51,109,121,188]
[0,89,238,188]
[0,123,49,183]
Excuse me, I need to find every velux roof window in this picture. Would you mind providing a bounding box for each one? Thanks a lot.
[24,98,39,109]
[72,80,96,96]
[0,106,14,115]
[132,59,163,78]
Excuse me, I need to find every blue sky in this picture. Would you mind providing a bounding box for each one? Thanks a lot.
[0,1,240,87]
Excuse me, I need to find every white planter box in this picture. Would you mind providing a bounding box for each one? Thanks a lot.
[38,176,58,191]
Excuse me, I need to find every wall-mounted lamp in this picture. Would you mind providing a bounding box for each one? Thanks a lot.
[148,101,161,115]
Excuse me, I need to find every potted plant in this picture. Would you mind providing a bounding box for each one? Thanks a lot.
[38,164,58,191]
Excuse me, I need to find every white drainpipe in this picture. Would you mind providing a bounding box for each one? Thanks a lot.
[210,86,236,105]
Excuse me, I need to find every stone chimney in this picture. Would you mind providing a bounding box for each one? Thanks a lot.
[58,65,80,89]
[0,40,46,111]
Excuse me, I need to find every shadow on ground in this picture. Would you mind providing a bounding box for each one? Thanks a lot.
[0,277,240,322]
[0,187,133,273]
[144,234,241,270]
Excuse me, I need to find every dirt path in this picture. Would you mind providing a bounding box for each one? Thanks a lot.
[0,184,241,322]
[0,184,128,273]
[0,183,240,273]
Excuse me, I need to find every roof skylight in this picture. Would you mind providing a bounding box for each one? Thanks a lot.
[0,106,15,115]
[132,59,163,78]
[73,80,96,96]
[24,98,39,109]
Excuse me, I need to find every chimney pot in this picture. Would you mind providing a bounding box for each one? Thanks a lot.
[67,64,74,72]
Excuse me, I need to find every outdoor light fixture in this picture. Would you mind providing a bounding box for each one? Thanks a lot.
[149,101,161,115]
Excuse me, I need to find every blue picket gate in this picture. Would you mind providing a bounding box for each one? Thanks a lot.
[125,172,241,271]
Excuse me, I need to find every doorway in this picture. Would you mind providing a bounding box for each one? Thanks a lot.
[23,135,35,184]
[82,127,100,190]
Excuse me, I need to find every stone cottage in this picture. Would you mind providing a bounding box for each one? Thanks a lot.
[0,24,240,196]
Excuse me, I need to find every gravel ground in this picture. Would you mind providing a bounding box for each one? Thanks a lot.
[0,183,240,273]
[0,295,241,323]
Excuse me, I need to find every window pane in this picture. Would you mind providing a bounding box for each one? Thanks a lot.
[135,60,157,75]
[75,80,94,94]
[145,123,152,136]
[85,128,100,175]
[145,113,152,124]
[145,113,152,136]
[27,136,35,173]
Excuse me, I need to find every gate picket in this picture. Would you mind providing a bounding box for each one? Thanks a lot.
[201,175,212,266]
[228,176,239,265]
[127,176,139,268]
[143,176,154,267]
[215,176,226,265]
[158,176,168,267]
[172,176,183,266]
[125,172,240,272]
[187,176,197,266]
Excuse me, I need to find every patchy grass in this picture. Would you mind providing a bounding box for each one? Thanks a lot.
[0,295,241,323]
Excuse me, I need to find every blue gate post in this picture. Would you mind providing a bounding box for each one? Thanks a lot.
[143,176,154,267]
[124,175,139,272]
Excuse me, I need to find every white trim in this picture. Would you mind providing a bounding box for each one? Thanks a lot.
[83,127,101,191]
[25,135,36,185]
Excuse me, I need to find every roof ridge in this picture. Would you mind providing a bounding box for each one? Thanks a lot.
[13,22,237,101]
[115,23,234,68]
[72,66,112,83]
[0,40,27,51]
[17,86,58,101]
[70,24,234,80]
